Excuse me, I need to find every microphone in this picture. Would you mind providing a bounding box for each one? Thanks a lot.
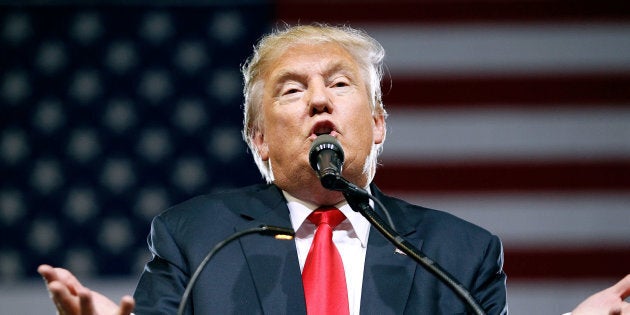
[309,134,345,190]
[177,225,295,315]
[309,134,374,201]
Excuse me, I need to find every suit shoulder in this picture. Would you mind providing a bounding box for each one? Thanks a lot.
[157,183,272,220]
[383,193,496,239]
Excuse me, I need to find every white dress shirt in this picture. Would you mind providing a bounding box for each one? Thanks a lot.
[283,191,371,315]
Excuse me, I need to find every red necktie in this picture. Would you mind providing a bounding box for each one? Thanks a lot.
[302,207,350,315]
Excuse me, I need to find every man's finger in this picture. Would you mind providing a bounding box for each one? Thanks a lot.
[53,267,85,295]
[47,281,80,314]
[38,264,57,284]
[118,295,136,315]
[611,274,630,299]
[41,265,86,297]
[78,287,95,315]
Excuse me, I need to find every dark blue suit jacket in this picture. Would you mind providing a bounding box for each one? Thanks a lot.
[133,183,507,314]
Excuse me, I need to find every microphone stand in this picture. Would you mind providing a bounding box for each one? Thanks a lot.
[336,178,486,315]
[176,225,294,315]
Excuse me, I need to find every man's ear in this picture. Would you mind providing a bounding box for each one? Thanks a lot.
[373,113,386,144]
[253,130,270,161]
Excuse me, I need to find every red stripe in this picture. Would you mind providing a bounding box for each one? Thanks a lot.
[382,73,630,107]
[504,246,630,280]
[276,0,630,24]
[374,160,630,192]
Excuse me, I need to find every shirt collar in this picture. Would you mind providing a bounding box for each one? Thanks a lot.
[282,189,371,248]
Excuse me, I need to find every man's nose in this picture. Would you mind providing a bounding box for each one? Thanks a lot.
[307,83,332,115]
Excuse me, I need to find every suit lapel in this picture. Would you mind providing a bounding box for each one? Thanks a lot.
[234,185,307,314]
[229,184,424,314]
[360,185,424,314]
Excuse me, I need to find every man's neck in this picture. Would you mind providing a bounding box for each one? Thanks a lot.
[287,185,346,206]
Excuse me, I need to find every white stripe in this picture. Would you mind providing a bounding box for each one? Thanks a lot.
[508,279,619,315]
[381,107,630,163]
[360,23,630,75]
[390,192,630,247]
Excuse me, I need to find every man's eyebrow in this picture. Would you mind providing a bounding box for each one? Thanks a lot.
[325,61,357,77]
[270,70,304,85]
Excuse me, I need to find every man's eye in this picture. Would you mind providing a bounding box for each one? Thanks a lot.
[283,88,300,95]
[332,81,349,88]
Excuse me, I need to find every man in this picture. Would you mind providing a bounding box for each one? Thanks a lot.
[37,24,628,315]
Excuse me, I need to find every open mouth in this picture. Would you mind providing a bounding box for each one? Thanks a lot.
[311,121,336,137]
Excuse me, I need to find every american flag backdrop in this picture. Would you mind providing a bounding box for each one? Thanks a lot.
[1,3,269,278]
[1,1,630,314]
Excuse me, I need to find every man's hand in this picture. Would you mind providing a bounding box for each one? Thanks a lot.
[38,264,135,315]
[572,274,630,315]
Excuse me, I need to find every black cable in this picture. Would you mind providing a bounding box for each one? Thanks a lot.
[176,225,295,315]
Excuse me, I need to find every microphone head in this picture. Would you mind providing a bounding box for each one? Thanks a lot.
[309,134,345,172]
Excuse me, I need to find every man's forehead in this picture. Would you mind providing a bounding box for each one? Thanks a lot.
[266,43,360,81]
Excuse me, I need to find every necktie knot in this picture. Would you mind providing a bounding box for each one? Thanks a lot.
[308,207,346,229]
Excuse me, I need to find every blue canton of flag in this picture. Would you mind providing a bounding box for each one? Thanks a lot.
[0,4,271,280]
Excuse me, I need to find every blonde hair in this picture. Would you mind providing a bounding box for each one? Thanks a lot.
[241,24,387,183]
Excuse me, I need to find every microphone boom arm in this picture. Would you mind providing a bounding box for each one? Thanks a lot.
[308,134,485,314]
[341,182,486,315]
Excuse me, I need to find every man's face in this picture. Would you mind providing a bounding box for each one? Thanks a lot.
[253,42,385,204]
